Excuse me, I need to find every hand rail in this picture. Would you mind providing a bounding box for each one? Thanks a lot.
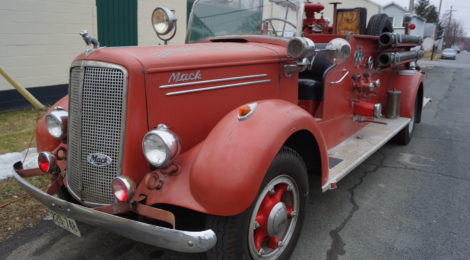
[330,69,349,85]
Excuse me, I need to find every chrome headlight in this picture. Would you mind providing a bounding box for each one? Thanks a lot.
[151,7,176,36]
[45,108,68,139]
[142,124,181,167]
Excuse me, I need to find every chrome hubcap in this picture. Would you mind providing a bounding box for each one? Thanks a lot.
[267,202,288,237]
[248,175,299,259]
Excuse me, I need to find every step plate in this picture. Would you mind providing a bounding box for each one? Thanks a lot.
[323,117,410,191]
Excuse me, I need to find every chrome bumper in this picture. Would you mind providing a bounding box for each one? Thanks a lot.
[13,170,217,253]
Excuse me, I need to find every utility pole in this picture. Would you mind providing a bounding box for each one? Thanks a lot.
[409,0,414,12]
[446,6,456,47]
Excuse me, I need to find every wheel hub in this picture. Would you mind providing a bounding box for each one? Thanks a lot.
[267,202,288,237]
[252,183,295,251]
[248,175,300,259]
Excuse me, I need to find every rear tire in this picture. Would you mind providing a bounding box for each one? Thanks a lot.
[206,147,308,260]
[366,14,393,35]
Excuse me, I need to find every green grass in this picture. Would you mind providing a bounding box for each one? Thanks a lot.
[422,51,441,61]
[0,108,39,154]
[0,176,50,241]
[0,108,50,242]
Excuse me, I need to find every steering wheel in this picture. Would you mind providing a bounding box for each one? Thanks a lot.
[261,18,297,37]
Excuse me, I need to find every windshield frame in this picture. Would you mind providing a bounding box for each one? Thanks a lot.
[185,0,304,43]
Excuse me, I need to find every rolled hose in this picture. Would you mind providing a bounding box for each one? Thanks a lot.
[377,50,424,67]
[378,32,423,47]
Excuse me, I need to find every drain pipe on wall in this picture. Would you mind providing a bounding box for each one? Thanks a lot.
[0,66,46,110]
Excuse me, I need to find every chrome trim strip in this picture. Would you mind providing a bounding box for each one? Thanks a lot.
[160,74,268,89]
[166,79,271,96]
[13,171,217,253]
[67,60,129,206]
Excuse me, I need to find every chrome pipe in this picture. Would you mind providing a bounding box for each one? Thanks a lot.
[378,32,423,48]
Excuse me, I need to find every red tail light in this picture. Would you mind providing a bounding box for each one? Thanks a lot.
[112,177,135,202]
[38,152,57,173]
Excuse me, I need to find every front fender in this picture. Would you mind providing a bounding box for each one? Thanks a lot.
[36,96,69,152]
[190,99,328,216]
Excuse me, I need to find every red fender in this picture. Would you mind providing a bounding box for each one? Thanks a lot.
[36,96,69,152]
[189,99,328,216]
[389,71,424,118]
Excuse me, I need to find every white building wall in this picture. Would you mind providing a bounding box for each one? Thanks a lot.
[383,5,406,18]
[422,37,434,51]
[138,0,188,46]
[410,17,426,37]
[0,0,97,91]
[0,0,387,93]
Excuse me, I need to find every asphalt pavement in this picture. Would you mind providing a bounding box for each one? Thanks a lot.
[1,52,470,260]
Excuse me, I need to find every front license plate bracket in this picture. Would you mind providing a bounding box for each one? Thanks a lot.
[52,211,81,237]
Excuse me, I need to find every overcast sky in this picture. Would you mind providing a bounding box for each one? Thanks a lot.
[372,0,470,36]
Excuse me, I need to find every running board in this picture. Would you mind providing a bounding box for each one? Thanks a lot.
[322,117,410,191]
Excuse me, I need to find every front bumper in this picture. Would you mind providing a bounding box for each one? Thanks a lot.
[13,164,216,253]
[441,55,456,59]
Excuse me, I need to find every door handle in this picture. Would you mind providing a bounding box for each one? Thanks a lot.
[330,69,349,85]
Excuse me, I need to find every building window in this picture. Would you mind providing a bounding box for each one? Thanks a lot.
[390,16,404,28]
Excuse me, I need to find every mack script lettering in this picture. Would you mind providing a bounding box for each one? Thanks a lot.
[87,153,112,167]
[168,70,202,83]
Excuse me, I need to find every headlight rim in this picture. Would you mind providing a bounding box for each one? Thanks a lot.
[151,7,176,36]
[142,124,181,168]
[45,109,68,140]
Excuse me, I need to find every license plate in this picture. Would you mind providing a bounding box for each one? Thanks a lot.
[52,211,81,237]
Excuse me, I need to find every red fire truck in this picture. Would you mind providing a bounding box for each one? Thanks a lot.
[14,1,427,259]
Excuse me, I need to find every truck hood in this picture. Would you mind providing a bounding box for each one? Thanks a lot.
[73,40,291,156]
[78,42,287,73]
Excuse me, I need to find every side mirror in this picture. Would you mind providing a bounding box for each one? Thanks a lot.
[151,7,177,44]
[325,38,351,64]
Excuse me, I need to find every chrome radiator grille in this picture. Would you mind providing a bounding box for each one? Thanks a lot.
[66,62,127,205]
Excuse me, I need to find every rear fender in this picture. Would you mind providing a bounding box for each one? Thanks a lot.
[190,99,328,216]
[390,71,424,118]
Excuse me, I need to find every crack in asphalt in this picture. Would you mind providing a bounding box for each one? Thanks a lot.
[325,152,386,260]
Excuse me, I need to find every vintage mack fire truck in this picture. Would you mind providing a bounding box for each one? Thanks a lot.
[14,0,427,259]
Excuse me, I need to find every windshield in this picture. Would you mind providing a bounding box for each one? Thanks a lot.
[443,49,456,53]
[187,0,303,43]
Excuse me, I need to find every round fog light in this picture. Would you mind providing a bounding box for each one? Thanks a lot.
[112,177,136,203]
[38,152,57,173]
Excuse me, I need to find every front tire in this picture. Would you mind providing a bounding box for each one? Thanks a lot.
[206,147,308,260]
